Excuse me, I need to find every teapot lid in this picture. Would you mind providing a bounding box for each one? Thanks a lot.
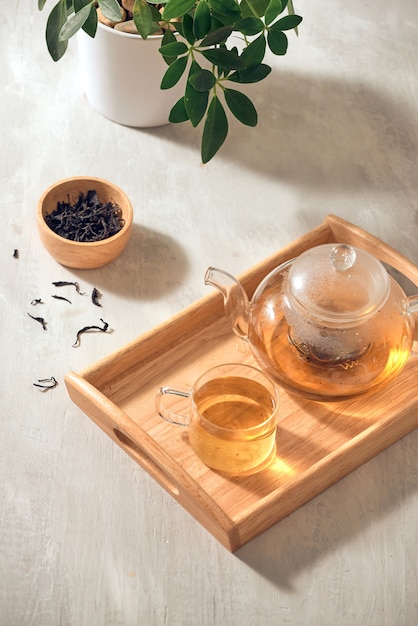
[287,243,390,323]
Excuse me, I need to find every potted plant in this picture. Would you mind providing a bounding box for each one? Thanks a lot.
[39,0,302,162]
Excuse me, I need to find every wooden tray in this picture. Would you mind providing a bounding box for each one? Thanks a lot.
[65,215,418,551]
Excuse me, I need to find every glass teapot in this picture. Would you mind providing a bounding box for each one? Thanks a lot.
[205,244,418,401]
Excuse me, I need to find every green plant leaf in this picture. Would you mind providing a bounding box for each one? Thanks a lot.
[241,33,266,68]
[193,0,211,40]
[240,0,270,19]
[133,0,153,39]
[228,63,271,83]
[161,27,178,64]
[201,48,246,71]
[208,0,241,20]
[163,0,197,21]
[189,69,216,92]
[272,14,302,30]
[149,4,162,19]
[97,0,123,23]
[200,25,233,47]
[74,0,97,37]
[46,0,68,60]
[173,21,184,37]
[74,0,89,11]
[201,96,228,163]
[185,79,209,126]
[38,0,47,9]
[169,97,190,123]
[267,29,288,55]
[265,0,283,26]
[159,41,189,56]
[182,12,195,45]
[209,15,224,31]
[160,56,188,89]
[162,27,177,45]
[234,17,264,36]
[59,3,91,41]
[224,89,257,126]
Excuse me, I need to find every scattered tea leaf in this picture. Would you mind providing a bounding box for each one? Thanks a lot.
[91,287,102,307]
[73,318,110,347]
[33,376,58,391]
[28,313,47,330]
[51,294,72,304]
[31,298,44,305]
[52,281,86,295]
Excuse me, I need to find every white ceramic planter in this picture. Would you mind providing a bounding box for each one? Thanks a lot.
[77,22,184,127]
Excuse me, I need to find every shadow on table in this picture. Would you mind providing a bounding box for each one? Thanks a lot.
[144,69,418,191]
[235,429,418,591]
[71,223,190,300]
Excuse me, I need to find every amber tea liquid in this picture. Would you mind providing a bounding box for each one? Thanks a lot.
[250,308,413,400]
[189,376,277,473]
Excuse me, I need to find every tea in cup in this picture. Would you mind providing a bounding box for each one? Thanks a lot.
[155,363,279,474]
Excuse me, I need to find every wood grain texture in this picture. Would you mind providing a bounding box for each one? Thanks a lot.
[65,216,418,551]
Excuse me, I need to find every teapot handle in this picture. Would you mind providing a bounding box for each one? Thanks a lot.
[406,296,418,357]
[205,267,250,339]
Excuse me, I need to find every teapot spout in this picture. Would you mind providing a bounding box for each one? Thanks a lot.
[205,267,250,338]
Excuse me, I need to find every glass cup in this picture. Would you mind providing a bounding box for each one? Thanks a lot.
[155,363,279,474]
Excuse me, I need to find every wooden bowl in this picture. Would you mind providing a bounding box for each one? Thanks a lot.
[37,177,133,269]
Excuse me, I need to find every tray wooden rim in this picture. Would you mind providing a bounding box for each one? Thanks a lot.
[65,215,418,551]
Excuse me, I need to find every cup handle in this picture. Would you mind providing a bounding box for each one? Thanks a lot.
[155,385,191,426]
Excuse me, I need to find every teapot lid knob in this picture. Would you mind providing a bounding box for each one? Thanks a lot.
[330,244,356,272]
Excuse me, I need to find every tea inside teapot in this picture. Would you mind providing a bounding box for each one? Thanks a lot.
[206,243,418,401]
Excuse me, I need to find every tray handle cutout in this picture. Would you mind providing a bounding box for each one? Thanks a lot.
[113,427,181,498]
